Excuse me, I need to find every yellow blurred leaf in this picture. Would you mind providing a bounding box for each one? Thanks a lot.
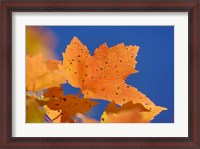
[26,95,45,123]
[26,26,57,59]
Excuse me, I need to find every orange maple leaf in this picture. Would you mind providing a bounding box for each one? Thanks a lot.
[59,37,154,106]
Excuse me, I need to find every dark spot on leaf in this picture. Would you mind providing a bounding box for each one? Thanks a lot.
[55,104,59,106]
[63,98,66,102]
[116,93,118,95]
[102,118,104,121]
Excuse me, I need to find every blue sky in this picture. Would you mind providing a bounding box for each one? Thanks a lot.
[42,26,174,123]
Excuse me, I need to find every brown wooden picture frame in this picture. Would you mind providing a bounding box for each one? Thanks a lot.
[1,0,199,148]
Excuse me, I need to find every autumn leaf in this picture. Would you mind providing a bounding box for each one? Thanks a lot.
[26,54,68,92]
[100,101,167,123]
[59,37,154,106]
[42,87,98,122]
[26,26,57,59]
[26,95,45,123]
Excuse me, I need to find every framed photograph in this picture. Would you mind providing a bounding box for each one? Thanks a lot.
[1,0,199,148]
